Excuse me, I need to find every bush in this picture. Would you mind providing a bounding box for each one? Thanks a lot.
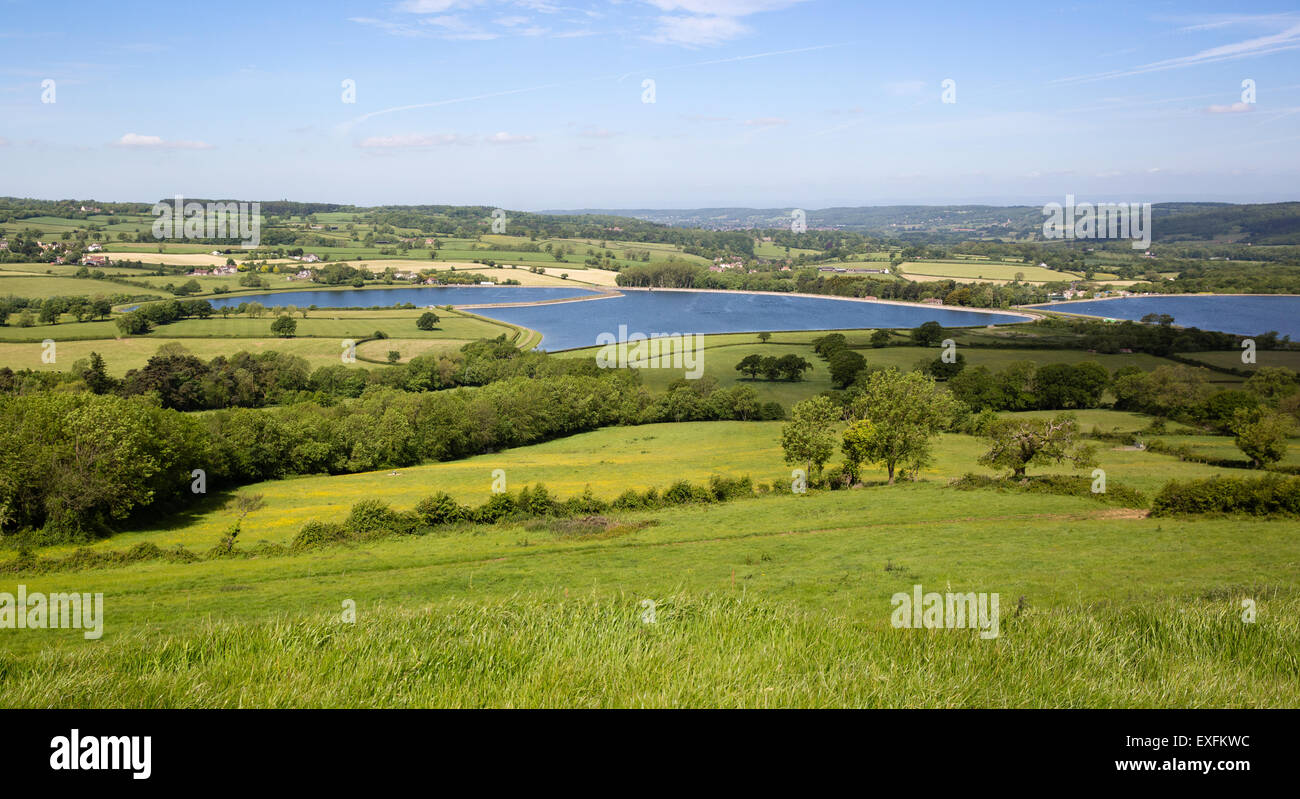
[413,492,468,527]
[1151,474,1300,517]
[561,486,608,516]
[516,483,557,517]
[474,492,518,524]
[950,473,1146,507]
[611,489,644,510]
[345,499,411,535]
[663,479,709,505]
[707,474,754,501]
[292,521,349,551]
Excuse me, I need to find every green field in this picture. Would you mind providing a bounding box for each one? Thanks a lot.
[558,331,1196,405]
[1183,349,1300,372]
[0,307,522,373]
[753,240,823,259]
[0,275,166,299]
[899,260,1114,283]
[14,414,1283,557]
[3,417,1297,707]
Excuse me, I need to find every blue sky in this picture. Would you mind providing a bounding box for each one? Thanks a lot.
[1,0,1299,208]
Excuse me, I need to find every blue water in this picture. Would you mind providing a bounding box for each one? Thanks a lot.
[1029,295,1300,339]
[472,289,1028,350]
[206,285,597,309]
[205,286,1029,350]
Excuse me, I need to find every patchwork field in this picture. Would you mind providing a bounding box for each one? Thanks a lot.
[0,275,166,299]
[3,200,1299,713]
[898,260,1118,284]
[558,331,1202,405]
[0,307,524,373]
[1183,349,1300,372]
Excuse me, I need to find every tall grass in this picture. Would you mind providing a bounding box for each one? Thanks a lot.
[3,593,1296,708]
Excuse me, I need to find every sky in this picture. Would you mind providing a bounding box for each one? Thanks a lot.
[1,0,1299,209]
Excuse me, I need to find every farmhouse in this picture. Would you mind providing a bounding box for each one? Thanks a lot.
[81,255,109,266]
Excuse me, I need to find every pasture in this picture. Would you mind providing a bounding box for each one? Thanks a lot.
[2,416,1296,707]
[558,331,1195,405]
[900,260,1091,283]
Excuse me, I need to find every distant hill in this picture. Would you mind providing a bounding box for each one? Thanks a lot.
[544,202,1300,244]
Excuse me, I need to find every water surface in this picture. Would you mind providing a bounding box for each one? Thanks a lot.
[210,286,1030,350]
[473,289,1028,350]
[1029,295,1300,338]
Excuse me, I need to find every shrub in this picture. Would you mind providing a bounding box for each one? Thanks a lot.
[950,473,1146,508]
[517,483,557,517]
[707,474,754,501]
[474,492,517,524]
[663,479,709,505]
[125,542,166,562]
[413,492,468,527]
[611,489,644,510]
[292,521,349,551]
[1151,474,1300,517]
[561,486,608,516]
[345,499,410,535]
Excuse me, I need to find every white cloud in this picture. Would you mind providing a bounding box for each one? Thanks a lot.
[644,1,804,13]
[486,131,537,144]
[644,0,807,45]
[651,15,749,46]
[357,132,538,148]
[884,80,926,97]
[1054,20,1300,84]
[398,0,479,13]
[0,137,9,146]
[358,133,466,148]
[420,15,500,40]
[113,133,213,150]
[349,17,423,36]
[744,117,788,127]
[1207,102,1254,113]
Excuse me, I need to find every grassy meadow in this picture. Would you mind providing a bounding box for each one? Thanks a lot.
[0,307,524,373]
[2,434,1297,706]
[557,329,1213,405]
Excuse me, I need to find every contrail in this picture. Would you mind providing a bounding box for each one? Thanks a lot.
[339,42,851,132]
